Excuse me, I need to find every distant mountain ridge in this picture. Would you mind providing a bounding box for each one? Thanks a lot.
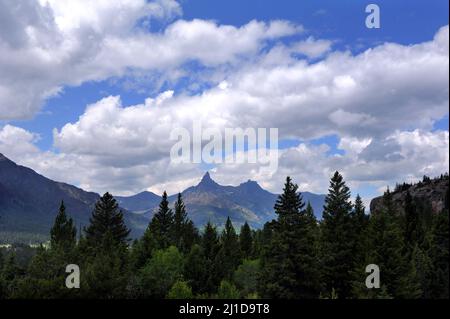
[0,154,147,243]
[117,172,326,229]
[0,153,326,243]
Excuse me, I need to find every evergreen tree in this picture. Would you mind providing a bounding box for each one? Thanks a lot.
[217,280,240,299]
[183,244,208,294]
[214,217,241,281]
[173,193,187,248]
[366,190,421,299]
[21,211,82,299]
[0,253,21,298]
[320,171,355,298]
[50,201,77,252]
[260,176,321,299]
[404,191,423,252]
[147,191,175,250]
[202,222,220,262]
[201,222,220,293]
[351,195,369,269]
[411,241,433,298]
[429,201,449,298]
[84,192,130,247]
[239,222,253,259]
[82,193,131,298]
[173,193,199,253]
[82,232,130,298]
[167,280,194,299]
[17,245,72,299]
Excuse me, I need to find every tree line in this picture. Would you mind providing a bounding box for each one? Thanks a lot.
[0,172,448,299]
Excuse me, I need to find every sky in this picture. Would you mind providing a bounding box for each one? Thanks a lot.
[0,0,449,207]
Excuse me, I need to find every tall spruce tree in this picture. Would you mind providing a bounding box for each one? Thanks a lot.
[214,217,241,281]
[260,176,321,299]
[239,222,253,259]
[50,201,77,252]
[201,222,220,293]
[81,193,131,298]
[173,193,187,248]
[173,193,198,253]
[84,192,130,247]
[351,195,369,268]
[404,191,423,252]
[147,191,175,250]
[320,171,355,298]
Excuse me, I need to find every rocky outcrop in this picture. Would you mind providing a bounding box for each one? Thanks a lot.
[370,175,449,215]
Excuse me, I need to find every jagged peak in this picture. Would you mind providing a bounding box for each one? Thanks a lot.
[197,171,219,188]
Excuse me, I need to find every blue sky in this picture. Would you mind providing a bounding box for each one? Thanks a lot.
[0,0,448,200]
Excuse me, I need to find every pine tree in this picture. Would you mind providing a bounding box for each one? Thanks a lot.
[50,201,77,252]
[183,244,208,294]
[85,192,130,247]
[214,217,241,281]
[320,171,355,298]
[201,222,220,293]
[366,190,421,299]
[202,222,220,262]
[0,253,21,298]
[411,242,433,298]
[351,195,369,269]
[260,176,321,299]
[239,222,253,259]
[82,193,131,298]
[23,207,84,298]
[173,193,198,253]
[404,191,423,252]
[173,193,187,248]
[147,191,175,250]
[82,231,130,298]
[429,200,449,298]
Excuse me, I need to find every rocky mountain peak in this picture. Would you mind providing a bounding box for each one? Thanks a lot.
[197,171,219,189]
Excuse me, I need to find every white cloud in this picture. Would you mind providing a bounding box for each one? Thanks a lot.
[292,36,332,58]
[0,125,40,156]
[0,0,301,120]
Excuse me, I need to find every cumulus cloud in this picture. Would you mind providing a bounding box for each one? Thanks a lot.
[0,0,301,119]
[53,26,449,163]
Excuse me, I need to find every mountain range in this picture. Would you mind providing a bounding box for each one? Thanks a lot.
[0,153,325,243]
[117,172,326,229]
